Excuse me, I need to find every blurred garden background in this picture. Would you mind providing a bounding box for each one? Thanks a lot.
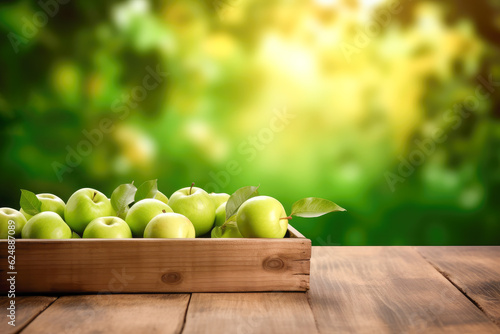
[0,0,499,245]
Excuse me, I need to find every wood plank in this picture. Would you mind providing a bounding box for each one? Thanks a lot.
[0,296,56,334]
[21,294,190,334]
[0,226,310,294]
[287,225,306,238]
[183,293,318,334]
[308,246,500,333]
[417,246,500,327]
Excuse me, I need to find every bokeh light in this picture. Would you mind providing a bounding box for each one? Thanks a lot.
[1,0,499,245]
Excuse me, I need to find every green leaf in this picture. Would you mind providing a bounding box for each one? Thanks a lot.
[212,219,239,238]
[225,185,259,221]
[111,182,137,218]
[211,226,222,238]
[135,179,158,202]
[291,197,346,218]
[20,189,42,216]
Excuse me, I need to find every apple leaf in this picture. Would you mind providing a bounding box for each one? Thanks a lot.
[111,182,137,218]
[20,189,42,216]
[291,197,346,218]
[211,226,222,238]
[222,219,237,231]
[225,185,259,221]
[212,218,239,237]
[135,179,158,202]
[220,213,237,228]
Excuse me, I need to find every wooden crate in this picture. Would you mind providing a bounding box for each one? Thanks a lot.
[0,225,310,293]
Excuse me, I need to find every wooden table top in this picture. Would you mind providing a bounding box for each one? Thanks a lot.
[2,246,499,333]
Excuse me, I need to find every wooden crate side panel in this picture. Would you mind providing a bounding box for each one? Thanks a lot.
[0,238,310,293]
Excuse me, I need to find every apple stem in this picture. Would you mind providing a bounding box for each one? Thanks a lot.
[280,216,293,220]
[162,209,166,213]
[189,182,195,195]
[92,192,97,201]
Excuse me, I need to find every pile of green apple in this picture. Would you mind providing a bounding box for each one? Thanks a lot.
[0,180,345,240]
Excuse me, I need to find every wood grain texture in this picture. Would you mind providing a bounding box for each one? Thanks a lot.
[308,247,500,333]
[183,293,318,334]
[417,246,500,327]
[287,225,305,238]
[0,225,311,293]
[0,296,56,334]
[22,294,190,334]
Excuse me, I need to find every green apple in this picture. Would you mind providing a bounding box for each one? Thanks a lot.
[168,186,215,237]
[21,212,72,239]
[154,191,169,205]
[212,202,243,237]
[144,212,195,238]
[20,193,65,220]
[125,199,173,237]
[0,208,27,238]
[83,217,132,238]
[214,202,227,227]
[65,188,116,235]
[210,192,229,210]
[211,220,243,238]
[236,196,288,238]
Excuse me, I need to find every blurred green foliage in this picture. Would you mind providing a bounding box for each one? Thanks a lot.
[0,0,499,245]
